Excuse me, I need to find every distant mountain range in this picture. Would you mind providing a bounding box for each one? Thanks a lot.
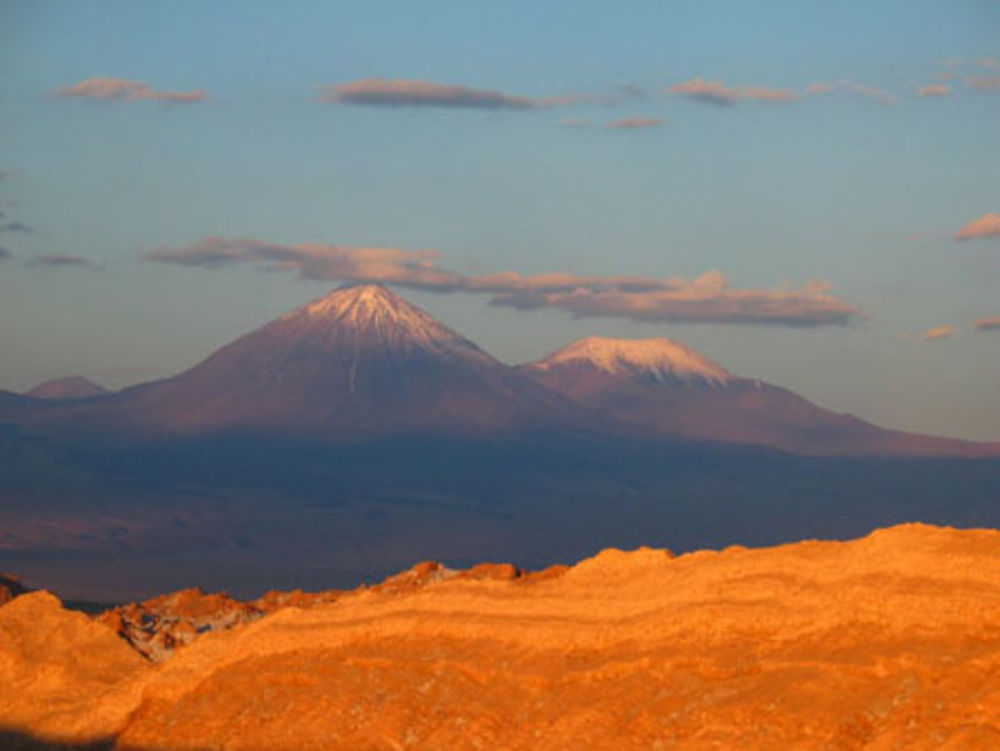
[7,284,997,457]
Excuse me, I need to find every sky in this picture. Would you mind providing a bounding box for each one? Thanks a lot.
[0,0,998,440]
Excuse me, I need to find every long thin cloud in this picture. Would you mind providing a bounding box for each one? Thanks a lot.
[321,78,605,110]
[667,77,796,106]
[922,325,953,341]
[974,317,1000,331]
[606,116,663,130]
[954,213,1000,241]
[0,221,32,234]
[27,253,101,269]
[54,77,207,105]
[968,76,1000,92]
[918,84,949,98]
[147,236,858,327]
[805,81,897,105]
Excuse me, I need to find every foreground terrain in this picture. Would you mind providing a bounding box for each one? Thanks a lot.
[3,523,1000,749]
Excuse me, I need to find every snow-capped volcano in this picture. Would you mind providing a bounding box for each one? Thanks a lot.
[530,336,730,386]
[278,284,495,365]
[8,289,997,456]
[24,284,583,439]
[522,335,997,457]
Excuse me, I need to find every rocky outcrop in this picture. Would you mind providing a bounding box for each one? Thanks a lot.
[94,559,573,661]
[4,524,1000,749]
[0,572,29,605]
[0,591,147,746]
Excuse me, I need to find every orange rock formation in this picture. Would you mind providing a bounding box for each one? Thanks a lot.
[3,523,1000,749]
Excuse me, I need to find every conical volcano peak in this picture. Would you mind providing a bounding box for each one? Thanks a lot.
[533,336,731,385]
[284,283,447,338]
[277,283,496,363]
[298,283,417,322]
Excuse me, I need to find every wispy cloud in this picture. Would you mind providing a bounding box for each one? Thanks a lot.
[968,76,1000,92]
[320,78,605,110]
[918,84,950,97]
[0,221,32,234]
[605,116,663,130]
[667,77,796,106]
[54,77,207,105]
[974,317,1000,332]
[848,84,897,106]
[922,325,954,341]
[954,213,1000,241]
[147,236,859,327]
[27,253,101,269]
[982,57,999,69]
[0,246,10,260]
[806,83,834,95]
[806,81,897,105]
[560,117,592,128]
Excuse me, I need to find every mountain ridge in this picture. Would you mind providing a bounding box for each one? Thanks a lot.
[4,284,998,455]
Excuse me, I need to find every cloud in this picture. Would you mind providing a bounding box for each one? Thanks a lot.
[968,76,1000,92]
[981,57,999,68]
[918,84,949,97]
[147,236,859,327]
[954,213,1000,241]
[0,247,10,260]
[320,78,604,110]
[27,253,101,269]
[848,84,896,106]
[667,77,797,106]
[806,83,834,95]
[922,325,953,341]
[805,81,897,105]
[605,116,663,130]
[974,317,1000,331]
[0,221,32,233]
[54,77,207,105]
[560,117,592,128]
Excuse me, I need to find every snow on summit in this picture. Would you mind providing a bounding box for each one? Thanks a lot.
[280,284,494,362]
[533,336,731,385]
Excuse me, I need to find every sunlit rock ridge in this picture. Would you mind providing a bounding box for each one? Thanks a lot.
[3,523,1000,749]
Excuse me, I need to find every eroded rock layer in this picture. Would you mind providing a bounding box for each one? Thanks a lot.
[3,524,1000,749]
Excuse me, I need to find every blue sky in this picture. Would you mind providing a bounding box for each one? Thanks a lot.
[0,0,998,439]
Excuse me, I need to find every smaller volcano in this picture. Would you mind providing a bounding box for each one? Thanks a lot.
[26,376,109,400]
[522,336,999,457]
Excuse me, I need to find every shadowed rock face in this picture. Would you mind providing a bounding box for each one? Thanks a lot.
[0,572,28,605]
[3,523,1000,749]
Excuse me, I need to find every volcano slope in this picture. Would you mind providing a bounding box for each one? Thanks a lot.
[3,523,1000,750]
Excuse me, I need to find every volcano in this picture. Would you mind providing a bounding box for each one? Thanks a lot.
[521,336,998,457]
[26,376,109,400]
[24,285,585,440]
